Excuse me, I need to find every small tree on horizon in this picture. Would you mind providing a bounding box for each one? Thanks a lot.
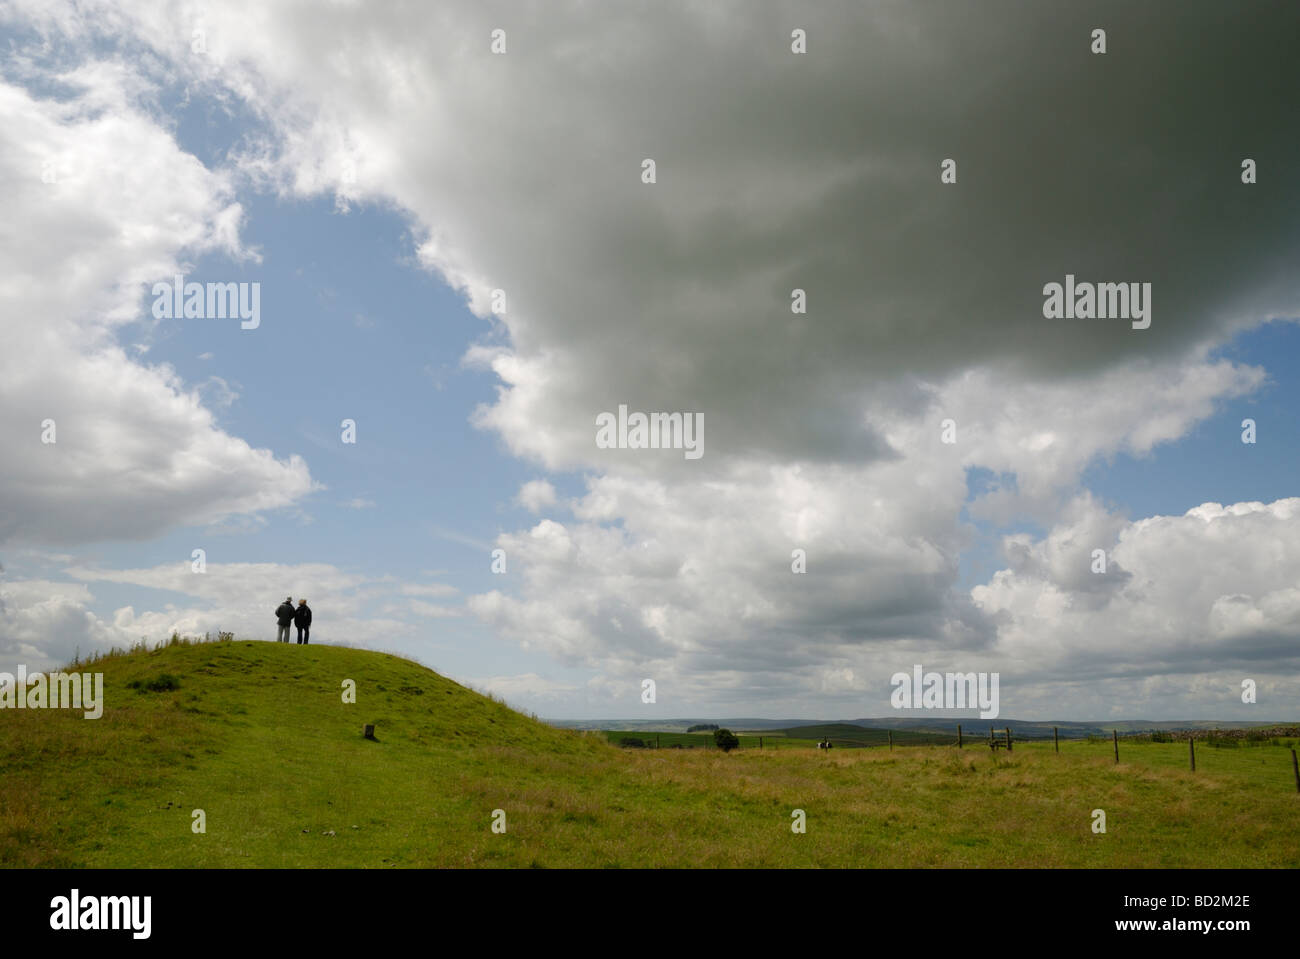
[713,728,739,752]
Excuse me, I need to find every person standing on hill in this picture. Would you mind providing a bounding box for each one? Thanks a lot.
[294,598,312,644]
[275,597,294,643]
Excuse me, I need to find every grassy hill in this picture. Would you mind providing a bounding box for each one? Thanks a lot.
[3,638,1298,868]
[559,717,1290,737]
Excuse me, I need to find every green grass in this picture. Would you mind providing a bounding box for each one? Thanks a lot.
[3,640,1297,867]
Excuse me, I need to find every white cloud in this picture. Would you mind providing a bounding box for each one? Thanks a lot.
[516,480,557,513]
[464,672,580,706]
[0,561,463,672]
[0,69,314,547]
[972,498,1300,681]
[0,578,118,672]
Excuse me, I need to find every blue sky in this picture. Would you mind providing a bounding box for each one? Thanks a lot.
[1082,321,1300,517]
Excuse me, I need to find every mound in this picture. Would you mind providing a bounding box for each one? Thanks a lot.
[0,640,601,867]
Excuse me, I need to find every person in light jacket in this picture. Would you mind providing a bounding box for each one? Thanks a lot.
[275,597,294,643]
[294,598,313,645]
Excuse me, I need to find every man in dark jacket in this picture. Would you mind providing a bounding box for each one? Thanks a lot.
[294,599,312,644]
[275,597,294,643]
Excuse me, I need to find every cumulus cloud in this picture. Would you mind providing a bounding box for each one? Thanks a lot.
[0,578,120,672]
[0,560,463,672]
[88,0,1295,476]
[4,1,1299,715]
[516,480,557,513]
[467,672,580,707]
[974,498,1300,679]
[0,66,314,546]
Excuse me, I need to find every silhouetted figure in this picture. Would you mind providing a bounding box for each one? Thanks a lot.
[295,599,312,644]
[275,597,294,643]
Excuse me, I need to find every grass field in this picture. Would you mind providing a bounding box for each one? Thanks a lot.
[770,723,962,747]
[4,639,1297,868]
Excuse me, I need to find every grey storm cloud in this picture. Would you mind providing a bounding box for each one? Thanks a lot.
[13,0,1296,471]
[392,0,1300,467]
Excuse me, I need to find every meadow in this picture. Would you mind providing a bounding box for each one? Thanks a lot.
[3,639,1295,868]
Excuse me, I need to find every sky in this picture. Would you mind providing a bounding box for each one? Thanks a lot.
[1,0,1298,722]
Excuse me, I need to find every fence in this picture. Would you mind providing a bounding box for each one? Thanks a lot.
[605,725,1300,789]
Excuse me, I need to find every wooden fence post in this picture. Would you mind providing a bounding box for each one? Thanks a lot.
[957,724,962,749]
[1189,736,1195,772]
[1005,727,1012,752]
[759,736,763,750]
[1112,729,1119,763]
[1291,749,1299,793]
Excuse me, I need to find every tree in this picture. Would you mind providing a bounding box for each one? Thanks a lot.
[713,728,739,752]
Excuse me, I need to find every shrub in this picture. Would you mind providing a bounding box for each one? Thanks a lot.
[128,673,181,693]
[713,728,739,752]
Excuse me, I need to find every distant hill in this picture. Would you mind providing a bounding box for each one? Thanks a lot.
[771,723,952,746]
[551,717,1291,739]
[552,718,816,732]
[835,718,1290,739]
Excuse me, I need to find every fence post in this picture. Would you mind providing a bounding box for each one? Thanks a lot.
[1005,727,1012,752]
[888,730,893,751]
[957,724,962,749]
[1054,726,1059,753]
[1189,736,1195,772]
[1113,729,1119,763]
[1292,749,1299,793]
[759,736,763,750]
